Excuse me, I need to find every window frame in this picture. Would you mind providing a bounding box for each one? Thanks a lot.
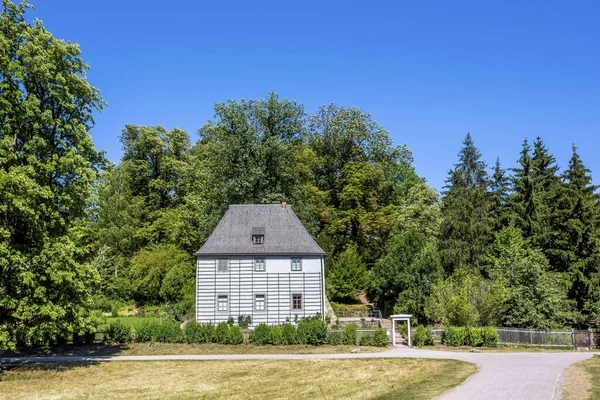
[216,294,229,312]
[254,294,266,312]
[291,293,303,311]
[254,258,266,272]
[291,257,302,271]
[217,258,229,273]
[252,234,264,244]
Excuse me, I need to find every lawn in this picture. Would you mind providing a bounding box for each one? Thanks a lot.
[563,357,600,400]
[0,358,476,400]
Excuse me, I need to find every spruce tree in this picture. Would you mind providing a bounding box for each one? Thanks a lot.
[549,146,600,324]
[490,158,511,231]
[439,133,492,275]
[510,139,536,236]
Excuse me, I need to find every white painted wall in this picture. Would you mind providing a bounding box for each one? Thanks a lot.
[196,255,324,326]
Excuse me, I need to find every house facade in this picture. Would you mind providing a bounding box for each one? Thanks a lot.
[194,203,326,326]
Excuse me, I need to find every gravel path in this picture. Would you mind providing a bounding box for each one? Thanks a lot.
[1,347,594,399]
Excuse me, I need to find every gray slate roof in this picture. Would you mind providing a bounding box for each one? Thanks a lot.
[195,204,326,256]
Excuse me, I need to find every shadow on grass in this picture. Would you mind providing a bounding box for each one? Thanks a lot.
[1,344,127,357]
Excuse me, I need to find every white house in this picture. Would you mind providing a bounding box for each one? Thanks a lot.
[194,203,326,326]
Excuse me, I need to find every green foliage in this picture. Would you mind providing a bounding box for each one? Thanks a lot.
[326,331,342,345]
[439,133,493,275]
[281,323,297,345]
[106,322,132,344]
[359,333,374,346]
[129,244,192,304]
[426,269,508,327]
[154,321,184,343]
[326,243,368,303]
[370,229,442,318]
[227,326,244,345]
[134,321,160,343]
[343,324,358,345]
[442,326,498,347]
[372,328,389,347]
[269,326,284,345]
[413,325,433,347]
[199,322,215,344]
[214,322,229,344]
[443,326,466,347]
[296,318,327,345]
[237,315,252,329]
[481,327,499,347]
[249,323,271,345]
[184,322,203,344]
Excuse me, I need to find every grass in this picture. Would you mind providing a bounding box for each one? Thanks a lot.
[563,358,600,400]
[3,342,387,357]
[98,316,159,330]
[0,358,476,400]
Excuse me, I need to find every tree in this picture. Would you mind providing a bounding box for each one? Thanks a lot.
[490,158,511,231]
[548,146,600,325]
[307,104,414,207]
[0,0,104,348]
[369,229,442,319]
[129,244,192,303]
[438,133,492,275]
[326,243,368,303]
[425,269,508,327]
[509,140,536,236]
[488,226,573,329]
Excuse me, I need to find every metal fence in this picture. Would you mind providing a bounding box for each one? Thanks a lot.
[430,327,595,349]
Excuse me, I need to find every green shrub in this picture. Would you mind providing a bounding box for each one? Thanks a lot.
[228,326,244,344]
[372,328,389,347]
[343,324,358,345]
[359,333,374,346]
[465,326,483,347]
[270,326,284,345]
[227,316,235,327]
[106,321,132,344]
[296,318,327,345]
[326,331,342,345]
[281,323,297,345]
[155,321,184,343]
[481,327,499,347]
[214,322,229,344]
[200,322,215,343]
[135,321,160,343]
[184,322,203,344]
[238,315,252,329]
[443,326,467,347]
[413,325,434,347]
[250,323,271,345]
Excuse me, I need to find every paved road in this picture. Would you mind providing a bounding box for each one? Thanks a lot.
[1,347,594,399]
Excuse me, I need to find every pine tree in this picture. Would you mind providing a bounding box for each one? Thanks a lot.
[549,145,600,324]
[439,133,492,275]
[510,139,536,236]
[490,158,511,231]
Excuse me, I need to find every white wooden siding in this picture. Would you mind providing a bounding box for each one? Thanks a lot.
[196,256,324,326]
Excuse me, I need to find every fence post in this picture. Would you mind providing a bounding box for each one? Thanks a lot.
[571,329,576,349]
[589,328,594,351]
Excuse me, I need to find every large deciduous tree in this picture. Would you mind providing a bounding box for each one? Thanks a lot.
[0,0,104,349]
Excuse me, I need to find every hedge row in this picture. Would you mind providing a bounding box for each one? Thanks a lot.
[105,320,389,347]
[443,326,499,347]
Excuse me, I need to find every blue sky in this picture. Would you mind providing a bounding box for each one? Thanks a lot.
[28,0,599,189]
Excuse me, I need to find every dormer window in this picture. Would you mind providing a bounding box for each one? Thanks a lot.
[252,235,264,244]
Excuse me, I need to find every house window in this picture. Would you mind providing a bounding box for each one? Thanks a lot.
[292,293,302,310]
[252,235,264,244]
[217,295,228,312]
[291,257,302,271]
[255,294,266,311]
[217,259,229,272]
[254,258,266,272]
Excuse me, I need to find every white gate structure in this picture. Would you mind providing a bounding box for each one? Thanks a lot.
[391,314,412,347]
